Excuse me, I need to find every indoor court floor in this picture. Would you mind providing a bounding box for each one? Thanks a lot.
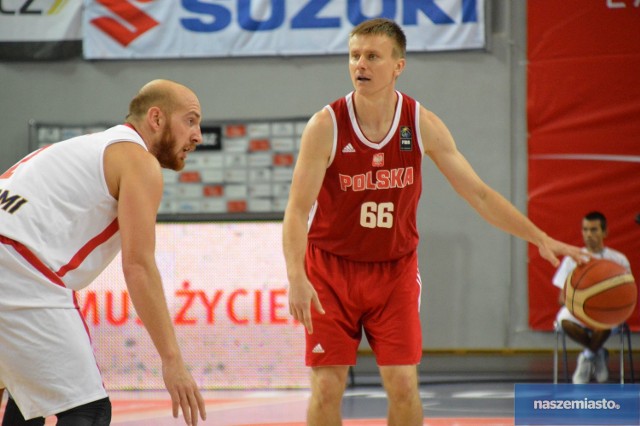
[1,384,513,426]
[1,351,636,425]
[105,381,516,425]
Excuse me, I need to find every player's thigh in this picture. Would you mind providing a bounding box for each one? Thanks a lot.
[56,397,111,426]
[305,246,363,366]
[363,254,422,365]
[0,308,106,419]
[1,397,45,426]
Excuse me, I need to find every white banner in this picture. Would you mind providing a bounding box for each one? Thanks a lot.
[83,221,308,389]
[83,0,485,60]
[0,0,82,42]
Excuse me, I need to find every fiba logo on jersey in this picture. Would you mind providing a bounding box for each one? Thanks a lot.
[372,153,384,167]
[400,126,413,151]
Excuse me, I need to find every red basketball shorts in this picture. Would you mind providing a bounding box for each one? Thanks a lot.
[304,244,423,367]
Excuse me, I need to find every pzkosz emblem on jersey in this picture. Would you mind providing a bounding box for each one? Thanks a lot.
[372,153,384,167]
[400,126,413,151]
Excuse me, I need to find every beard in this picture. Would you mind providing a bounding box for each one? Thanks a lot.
[152,122,184,171]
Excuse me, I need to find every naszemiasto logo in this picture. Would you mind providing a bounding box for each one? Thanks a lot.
[90,0,480,47]
[0,0,70,15]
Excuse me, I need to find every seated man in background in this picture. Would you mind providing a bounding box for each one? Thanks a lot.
[553,211,632,384]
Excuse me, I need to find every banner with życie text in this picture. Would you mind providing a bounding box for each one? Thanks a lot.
[82,0,486,59]
[79,222,308,389]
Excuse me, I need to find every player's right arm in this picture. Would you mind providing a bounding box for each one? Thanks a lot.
[104,142,205,426]
[283,109,332,334]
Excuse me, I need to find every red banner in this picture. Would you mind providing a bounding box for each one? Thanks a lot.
[527,1,640,330]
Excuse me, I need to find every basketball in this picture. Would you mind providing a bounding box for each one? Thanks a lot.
[564,259,637,330]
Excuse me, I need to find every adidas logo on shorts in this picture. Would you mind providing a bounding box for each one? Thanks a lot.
[312,343,325,354]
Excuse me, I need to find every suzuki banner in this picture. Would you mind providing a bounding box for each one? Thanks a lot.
[82,0,485,59]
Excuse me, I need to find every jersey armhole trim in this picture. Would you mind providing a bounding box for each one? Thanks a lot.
[324,105,338,168]
[100,138,148,201]
[415,101,425,156]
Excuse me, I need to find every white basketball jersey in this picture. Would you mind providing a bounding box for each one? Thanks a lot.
[0,125,147,308]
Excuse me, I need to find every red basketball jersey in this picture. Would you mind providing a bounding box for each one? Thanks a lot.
[307,91,424,262]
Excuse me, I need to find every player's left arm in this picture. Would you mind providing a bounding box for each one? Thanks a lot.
[419,107,585,267]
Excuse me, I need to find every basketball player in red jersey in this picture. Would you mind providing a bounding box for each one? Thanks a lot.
[283,19,586,425]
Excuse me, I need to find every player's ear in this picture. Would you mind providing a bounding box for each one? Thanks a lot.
[147,106,163,130]
[395,58,406,78]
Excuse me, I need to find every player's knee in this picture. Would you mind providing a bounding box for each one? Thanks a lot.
[311,369,348,405]
[387,377,419,403]
[56,397,111,426]
[381,368,419,404]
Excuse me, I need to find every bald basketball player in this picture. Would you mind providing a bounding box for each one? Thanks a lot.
[0,80,206,425]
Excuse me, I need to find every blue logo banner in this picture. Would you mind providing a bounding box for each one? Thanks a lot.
[515,384,640,425]
[83,0,486,59]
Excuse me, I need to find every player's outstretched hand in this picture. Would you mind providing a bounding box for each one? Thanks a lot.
[537,235,589,268]
[162,359,206,425]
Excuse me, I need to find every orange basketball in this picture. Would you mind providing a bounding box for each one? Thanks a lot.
[564,258,637,330]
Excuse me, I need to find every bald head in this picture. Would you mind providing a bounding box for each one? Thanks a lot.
[126,79,199,125]
[123,79,203,170]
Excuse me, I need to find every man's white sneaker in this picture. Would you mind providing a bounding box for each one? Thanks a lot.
[572,353,593,384]
[594,348,609,383]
